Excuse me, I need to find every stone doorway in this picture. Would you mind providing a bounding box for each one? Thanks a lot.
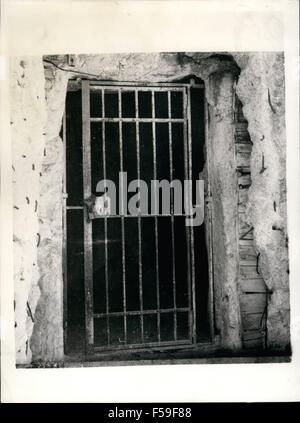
[11,52,289,365]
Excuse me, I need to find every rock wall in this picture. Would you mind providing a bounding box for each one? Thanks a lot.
[10,57,46,364]
[234,96,268,349]
[11,58,69,363]
[234,52,290,351]
[30,66,69,362]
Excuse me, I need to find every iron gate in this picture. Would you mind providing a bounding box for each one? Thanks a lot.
[81,80,198,354]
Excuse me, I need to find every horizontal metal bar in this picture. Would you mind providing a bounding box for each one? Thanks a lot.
[93,307,190,318]
[91,341,217,357]
[93,339,192,353]
[66,211,192,218]
[90,117,185,123]
[89,213,190,219]
[89,82,190,89]
[68,80,205,92]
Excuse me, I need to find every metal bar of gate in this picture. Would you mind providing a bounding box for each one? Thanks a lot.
[182,88,193,342]
[102,88,110,346]
[90,83,193,90]
[82,80,94,353]
[167,91,177,341]
[68,211,190,216]
[94,306,190,318]
[135,89,144,343]
[118,89,127,345]
[90,117,185,123]
[93,339,192,353]
[187,86,197,342]
[151,90,161,342]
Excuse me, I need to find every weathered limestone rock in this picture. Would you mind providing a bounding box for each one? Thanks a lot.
[234,52,289,350]
[30,67,69,361]
[56,53,239,84]
[10,57,46,364]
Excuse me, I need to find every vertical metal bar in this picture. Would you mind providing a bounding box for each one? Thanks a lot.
[135,89,144,343]
[183,88,193,342]
[82,80,94,354]
[204,94,215,341]
[102,88,110,346]
[118,89,127,344]
[152,90,161,342]
[187,86,196,343]
[62,110,68,353]
[168,91,177,341]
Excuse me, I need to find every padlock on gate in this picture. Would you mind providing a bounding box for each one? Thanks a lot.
[84,193,111,222]
[94,194,111,216]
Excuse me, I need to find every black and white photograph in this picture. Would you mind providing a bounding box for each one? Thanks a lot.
[1,0,299,404]
[12,51,292,365]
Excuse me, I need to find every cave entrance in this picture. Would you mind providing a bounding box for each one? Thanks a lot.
[63,78,213,358]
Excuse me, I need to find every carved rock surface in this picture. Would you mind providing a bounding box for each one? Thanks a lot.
[30,68,69,362]
[10,57,46,364]
[234,52,289,350]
